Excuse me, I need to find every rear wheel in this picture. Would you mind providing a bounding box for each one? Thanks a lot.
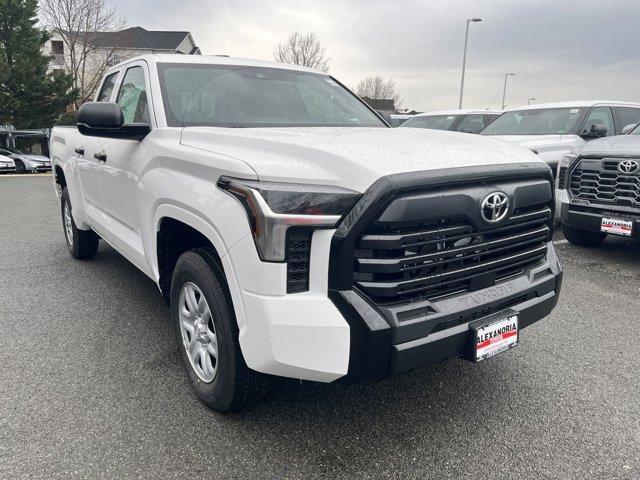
[171,248,270,412]
[61,187,100,259]
[561,223,607,247]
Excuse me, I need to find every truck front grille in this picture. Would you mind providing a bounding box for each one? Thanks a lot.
[570,159,640,206]
[353,206,550,303]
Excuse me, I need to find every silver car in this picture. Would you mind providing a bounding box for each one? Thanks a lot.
[0,154,16,173]
[0,147,51,173]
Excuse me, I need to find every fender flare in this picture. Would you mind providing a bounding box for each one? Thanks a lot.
[152,203,248,332]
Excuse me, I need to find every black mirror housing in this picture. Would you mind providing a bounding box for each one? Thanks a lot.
[76,102,150,140]
[580,123,608,140]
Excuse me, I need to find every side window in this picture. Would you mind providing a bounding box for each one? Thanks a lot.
[116,66,150,124]
[456,114,486,133]
[583,107,614,137]
[617,107,640,131]
[485,114,500,125]
[97,72,118,102]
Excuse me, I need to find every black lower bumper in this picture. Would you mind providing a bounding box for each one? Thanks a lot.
[560,202,640,237]
[330,245,563,382]
[390,286,559,375]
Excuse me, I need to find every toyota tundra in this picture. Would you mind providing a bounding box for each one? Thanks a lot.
[50,55,562,412]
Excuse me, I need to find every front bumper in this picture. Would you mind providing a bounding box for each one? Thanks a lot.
[330,243,562,380]
[560,201,640,237]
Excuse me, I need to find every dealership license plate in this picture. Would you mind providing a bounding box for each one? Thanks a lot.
[473,314,519,362]
[601,217,632,237]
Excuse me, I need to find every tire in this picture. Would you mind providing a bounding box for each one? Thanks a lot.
[14,160,25,174]
[61,187,100,259]
[171,248,270,413]
[561,223,607,247]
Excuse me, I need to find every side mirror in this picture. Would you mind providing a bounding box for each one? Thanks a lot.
[76,102,150,140]
[581,123,607,139]
[622,123,638,135]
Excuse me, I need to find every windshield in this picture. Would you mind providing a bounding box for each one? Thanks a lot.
[400,115,460,130]
[157,63,385,128]
[630,124,640,135]
[481,108,584,135]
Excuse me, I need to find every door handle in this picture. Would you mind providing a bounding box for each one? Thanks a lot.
[94,152,107,162]
[74,147,84,155]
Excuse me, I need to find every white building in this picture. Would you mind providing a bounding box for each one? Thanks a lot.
[44,26,201,98]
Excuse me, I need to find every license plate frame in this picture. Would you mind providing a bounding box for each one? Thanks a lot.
[601,217,633,237]
[470,312,519,363]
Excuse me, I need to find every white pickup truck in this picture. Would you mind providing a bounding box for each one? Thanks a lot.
[50,55,562,412]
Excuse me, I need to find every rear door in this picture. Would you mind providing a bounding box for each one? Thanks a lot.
[96,61,154,274]
[76,70,120,236]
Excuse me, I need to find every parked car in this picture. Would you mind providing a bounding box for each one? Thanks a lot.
[0,154,16,173]
[50,55,562,412]
[0,147,51,173]
[480,101,640,177]
[558,123,640,246]
[400,109,502,133]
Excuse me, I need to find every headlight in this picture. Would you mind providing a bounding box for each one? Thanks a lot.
[217,176,361,262]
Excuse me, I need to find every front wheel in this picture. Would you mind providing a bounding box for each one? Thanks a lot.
[14,160,25,174]
[61,187,100,259]
[171,248,270,412]
[561,223,607,247]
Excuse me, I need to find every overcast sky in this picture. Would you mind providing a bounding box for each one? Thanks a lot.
[110,0,640,111]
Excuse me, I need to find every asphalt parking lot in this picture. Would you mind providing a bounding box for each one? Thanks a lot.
[1,175,639,480]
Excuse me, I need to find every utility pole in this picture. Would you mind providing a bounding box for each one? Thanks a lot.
[502,73,516,110]
[458,18,482,109]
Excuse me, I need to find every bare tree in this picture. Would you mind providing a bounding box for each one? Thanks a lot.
[273,32,330,72]
[356,76,401,105]
[39,0,126,107]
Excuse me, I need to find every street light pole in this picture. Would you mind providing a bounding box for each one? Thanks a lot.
[458,17,482,109]
[501,73,516,109]
[528,97,536,105]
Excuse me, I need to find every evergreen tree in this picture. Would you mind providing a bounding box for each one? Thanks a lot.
[0,0,77,128]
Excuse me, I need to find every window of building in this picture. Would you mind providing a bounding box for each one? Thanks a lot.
[51,40,64,55]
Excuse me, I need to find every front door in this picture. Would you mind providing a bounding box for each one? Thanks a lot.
[97,62,154,274]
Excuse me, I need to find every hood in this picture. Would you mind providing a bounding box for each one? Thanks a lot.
[181,127,543,192]
[577,134,640,156]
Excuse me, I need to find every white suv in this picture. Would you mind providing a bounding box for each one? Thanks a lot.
[480,101,640,172]
[50,55,562,411]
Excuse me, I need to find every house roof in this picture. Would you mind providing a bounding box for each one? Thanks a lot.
[87,27,192,51]
[361,97,395,111]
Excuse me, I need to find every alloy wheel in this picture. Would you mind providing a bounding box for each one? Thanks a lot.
[63,201,74,246]
[178,282,218,383]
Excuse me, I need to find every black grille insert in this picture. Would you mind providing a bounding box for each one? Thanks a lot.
[558,166,568,190]
[286,229,312,293]
[353,206,550,304]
